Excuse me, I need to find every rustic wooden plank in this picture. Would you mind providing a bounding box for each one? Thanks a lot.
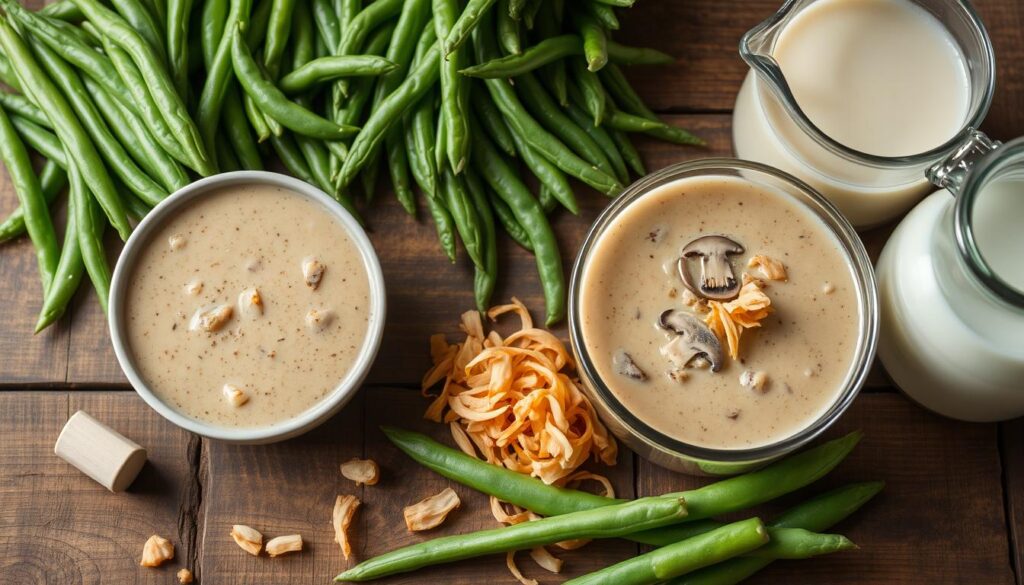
[0,391,201,583]
[637,393,1014,584]
[64,237,127,386]
[198,387,635,583]
[1003,419,1024,584]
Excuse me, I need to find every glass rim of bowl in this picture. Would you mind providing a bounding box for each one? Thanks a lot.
[567,158,879,464]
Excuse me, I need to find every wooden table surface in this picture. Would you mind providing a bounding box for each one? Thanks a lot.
[2,1,1024,584]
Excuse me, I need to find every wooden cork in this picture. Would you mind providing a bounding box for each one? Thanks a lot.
[54,410,148,492]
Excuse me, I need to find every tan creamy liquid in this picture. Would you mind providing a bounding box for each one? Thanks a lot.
[125,184,371,428]
[579,177,860,449]
[773,0,969,157]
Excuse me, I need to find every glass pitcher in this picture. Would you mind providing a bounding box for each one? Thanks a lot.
[732,0,995,229]
[877,135,1024,422]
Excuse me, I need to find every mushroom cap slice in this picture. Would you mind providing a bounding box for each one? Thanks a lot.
[679,235,744,301]
[658,310,724,372]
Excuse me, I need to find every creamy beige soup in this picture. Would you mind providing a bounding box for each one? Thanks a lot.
[124,184,371,428]
[579,176,859,449]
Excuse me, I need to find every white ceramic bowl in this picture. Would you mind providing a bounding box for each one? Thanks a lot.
[108,171,387,444]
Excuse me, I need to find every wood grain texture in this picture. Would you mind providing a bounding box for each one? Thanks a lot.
[638,392,1015,584]
[0,391,200,584]
[1003,419,1024,584]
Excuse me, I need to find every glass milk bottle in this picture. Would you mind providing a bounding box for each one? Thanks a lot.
[878,136,1024,422]
[732,0,994,229]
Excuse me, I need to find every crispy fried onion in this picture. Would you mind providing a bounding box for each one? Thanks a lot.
[333,495,361,560]
[403,487,461,532]
[422,298,617,486]
[704,278,772,360]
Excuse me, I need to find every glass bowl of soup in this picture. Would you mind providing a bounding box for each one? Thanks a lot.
[108,171,386,444]
[568,159,877,475]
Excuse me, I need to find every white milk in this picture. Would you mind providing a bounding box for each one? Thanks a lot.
[973,176,1024,292]
[733,0,971,228]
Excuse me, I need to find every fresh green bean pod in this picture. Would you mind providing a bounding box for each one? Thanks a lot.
[461,34,672,77]
[0,104,59,292]
[231,29,359,140]
[440,167,485,270]
[9,115,67,166]
[0,49,21,89]
[386,132,416,216]
[464,166,497,312]
[443,0,496,56]
[166,0,194,98]
[472,130,566,325]
[423,193,458,262]
[31,39,167,207]
[585,0,620,31]
[215,133,241,171]
[200,0,228,69]
[488,190,533,251]
[534,0,568,106]
[278,55,397,94]
[243,92,272,142]
[568,57,606,124]
[81,76,188,193]
[538,183,557,213]
[508,0,525,18]
[496,0,520,55]
[575,11,608,71]
[142,0,167,32]
[223,87,264,170]
[515,71,617,181]
[336,0,360,28]
[311,0,340,53]
[600,64,703,145]
[434,0,470,173]
[0,17,132,240]
[69,163,111,313]
[336,495,688,582]
[505,123,577,214]
[0,91,49,128]
[521,0,542,28]
[269,133,316,184]
[288,0,316,72]
[197,0,251,162]
[593,0,633,6]
[562,94,628,184]
[564,519,769,585]
[34,183,84,332]
[605,109,663,131]
[332,0,403,96]
[263,0,295,79]
[471,89,516,158]
[39,1,85,21]
[0,160,65,245]
[109,0,167,64]
[606,39,674,65]
[71,0,212,175]
[609,127,645,175]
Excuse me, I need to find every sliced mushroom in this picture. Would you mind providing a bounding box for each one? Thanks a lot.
[679,235,744,301]
[658,310,724,372]
[612,349,646,381]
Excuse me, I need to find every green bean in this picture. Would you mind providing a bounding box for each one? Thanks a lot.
[404,93,455,260]
[464,166,497,312]
[289,0,316,72]
[605,109,663,131]
[81,76,188,193]
[278,55,397,94]
[606,39,674,65]
[0,92,48,128]
[521,0,541,28]
[565,519,769,585]
[332,0,402,96]
[593,0,633,6]
[563,98,628,184]
[120,183,154,220]
[385,132,416,216]
[145,0,168,31]
[0,17,132,241]
[443,0,496,56]
[336,495,689,582]
[335,41,441,188]
[670,482,883,585]
[34,182,84,332]
[214,132,241,171]
[440,167,485,270]
[336,0,360,28]
[610,127,645,176]
[197,0,251,162]
[0,105,59,292]
[424,194,458,262]
[231,29,359,140]
[243,92,273,142]
[0,160,65,245]
[434,107,447,172]
[39,1,85,22]
[533,0,567,105]
[269,133,316,183]
[223,87,264,170]
[507,105,578,215]
[471,88,516,158]
[51,18,100,48]
[568,57,606,124]
[166,0,194,98]
[488,189,532,251]
[585,1,620,31]
[516,71,616,181]
[433,0,469,173]
[311,0,340,53]
[600,64,703,145]
[461,35,672,78]
[9,115,67,166]
[381,427,863,544]
[263,0,294,79]
[508,0,525,19]
[574,11,607,71]
[69,163,110,313]
[31,39,167,207]
[474,26,620,196]
[200,0,227,69]
[538,183,556,213]
[472,130,566,325]
[109,0,167,64]
[0,48,20,89]
[496,0,520,55]
[71,0,212,175]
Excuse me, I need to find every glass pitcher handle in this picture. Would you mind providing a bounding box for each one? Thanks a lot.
[927,129,1001,194]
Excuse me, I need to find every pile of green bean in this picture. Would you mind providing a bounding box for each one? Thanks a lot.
[0,0,695,331]
[333,428,881,584]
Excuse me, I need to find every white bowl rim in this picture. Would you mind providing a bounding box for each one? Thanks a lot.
[108,171,387,444]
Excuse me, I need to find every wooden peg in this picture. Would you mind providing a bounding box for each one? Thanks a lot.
[54,410,148,492]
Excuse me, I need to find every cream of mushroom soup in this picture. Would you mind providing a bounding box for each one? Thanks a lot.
[123,183,371,428]
[578,176,859,449]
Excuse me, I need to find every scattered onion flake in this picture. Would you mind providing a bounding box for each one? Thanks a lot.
[333,495,361,560]
[507,551,538,585]
[747,254,788,281]
[530,547,564,573]
[704,278,773,360]
[340,458,380,486]
[422,298,618,486]
[403,487,461,532]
